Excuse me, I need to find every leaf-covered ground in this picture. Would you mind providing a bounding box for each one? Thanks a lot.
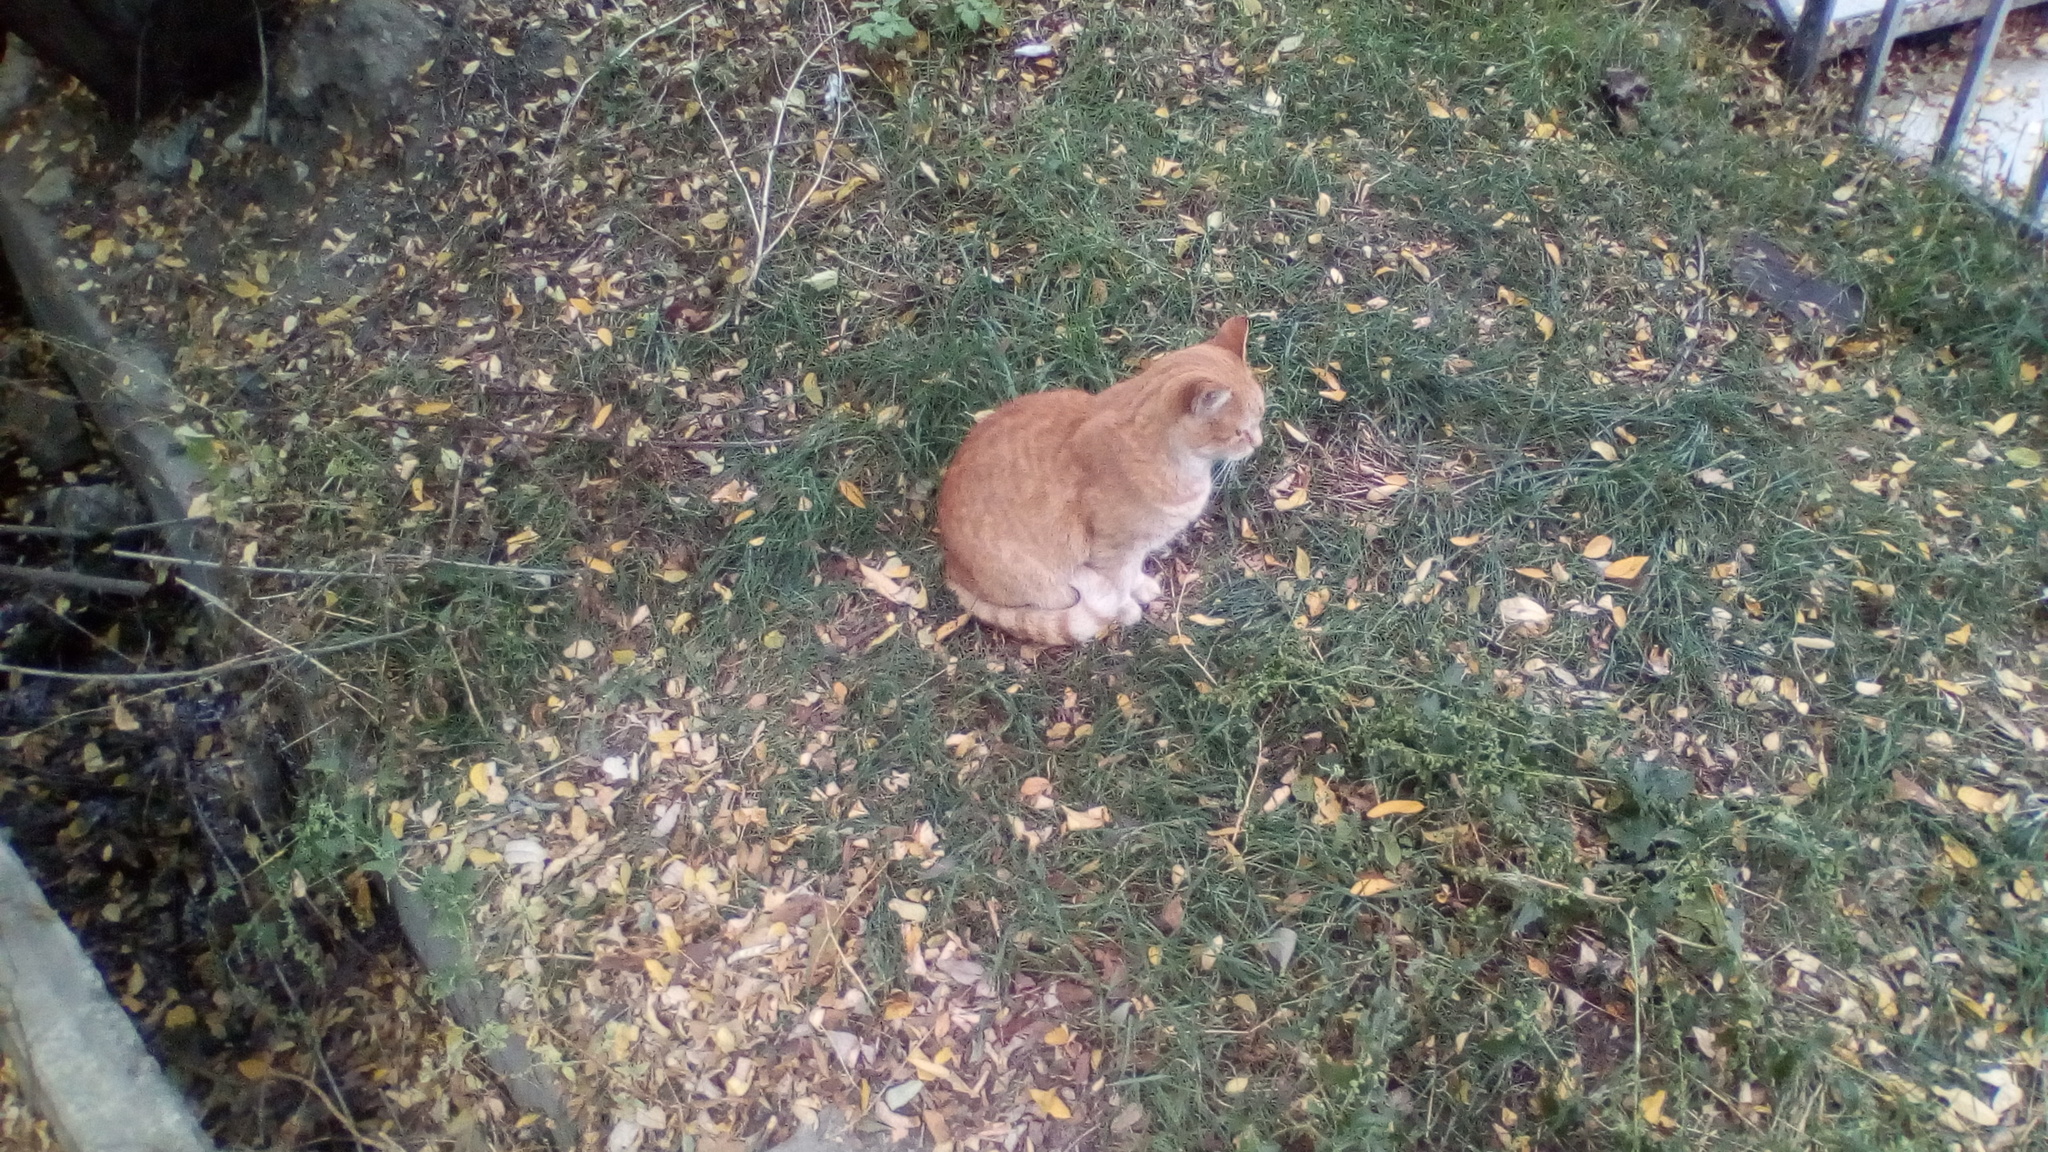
[7,0,2047,1148]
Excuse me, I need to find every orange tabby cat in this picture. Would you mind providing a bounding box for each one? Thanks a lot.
[937,317,1265,645]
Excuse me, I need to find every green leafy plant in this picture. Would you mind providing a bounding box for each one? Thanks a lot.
[849,0,1003,48]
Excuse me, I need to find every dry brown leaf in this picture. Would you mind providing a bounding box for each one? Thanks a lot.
[1063,805,1111,831]
[1497,595,1552,635]
[1891,772,1949,813]
[1157,895,1185,935]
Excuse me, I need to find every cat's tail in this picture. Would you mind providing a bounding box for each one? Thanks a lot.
[948,582,1107,646]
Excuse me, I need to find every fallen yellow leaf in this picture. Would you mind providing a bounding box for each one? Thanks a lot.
[1426,100,1451,119]
[1350,875,1397,896]
[1042,1024,1073,1046]
[1450,534,1483,547]
[1945,622,1972,646]
[1515,566,1550,580]
[1955,786,2002,814]
[1942,836,1979,870]
[1603,555,1649,581]
[1640,1089,1673,1128]
[1029,1088,1072,1119]
[838,479,867,508]
[1534,311,1555,340]
[1582,534,1614,559]
[1366,799,1424,818]
[1526,955,1551,978]
[164,1004,198,1029]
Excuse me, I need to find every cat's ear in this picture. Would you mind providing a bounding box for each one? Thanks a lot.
[1189,385,1232,416]
[1208,316,1250,359]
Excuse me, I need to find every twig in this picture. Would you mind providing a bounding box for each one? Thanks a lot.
[112,550,389,580]
[348,413,785,451]
[379,553,574,578]
[0,627,419,684]
[440,624,489,734]
[249,0,269,141]
[26,592,144,668]
[273,1070,394,1152]
[0,563,154,597]
[0,523,103,540]
[552,4,708,157]
[175,577,374,707]
[690,20,849,320]
[1485,870,1625,905]
[752,30,844,284]
[760,37,850,264]
[444,434,467,554]
[116,547,575,581]
[688,55,769,280]
[178,772,362,1145]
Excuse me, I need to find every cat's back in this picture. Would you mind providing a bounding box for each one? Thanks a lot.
[942,388,1093,482]
[938,389,1093,531]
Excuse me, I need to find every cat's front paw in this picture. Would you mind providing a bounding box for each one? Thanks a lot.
[1130,572,1163,605]
[1113,595,1144,626]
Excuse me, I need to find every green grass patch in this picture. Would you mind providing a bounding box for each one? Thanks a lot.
[181,0,2048,1146]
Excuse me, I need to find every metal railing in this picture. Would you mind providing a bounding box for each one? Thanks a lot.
[1788,0,2048,230]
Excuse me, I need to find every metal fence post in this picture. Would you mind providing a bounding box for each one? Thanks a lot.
[1789,0,1836,91]
[1933,0,2017,168]
[2025,142,2048,225]
[1850,0,1908,127]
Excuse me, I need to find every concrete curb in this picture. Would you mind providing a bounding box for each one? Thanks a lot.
[0,839,215,1152]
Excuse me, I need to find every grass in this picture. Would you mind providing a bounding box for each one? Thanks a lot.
[105,0,2048,1145]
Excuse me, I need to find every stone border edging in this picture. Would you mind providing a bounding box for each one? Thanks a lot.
[0,838,216,1152]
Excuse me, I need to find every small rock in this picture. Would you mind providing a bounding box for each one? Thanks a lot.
[1602,67,1650,135]
[2,383,91,471]
[0,35,36,117]
[22,165,73,207]
[277,0,444,126]
[1731,233,1864,337]
[130,117,201,180]
[43,484,143,538]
